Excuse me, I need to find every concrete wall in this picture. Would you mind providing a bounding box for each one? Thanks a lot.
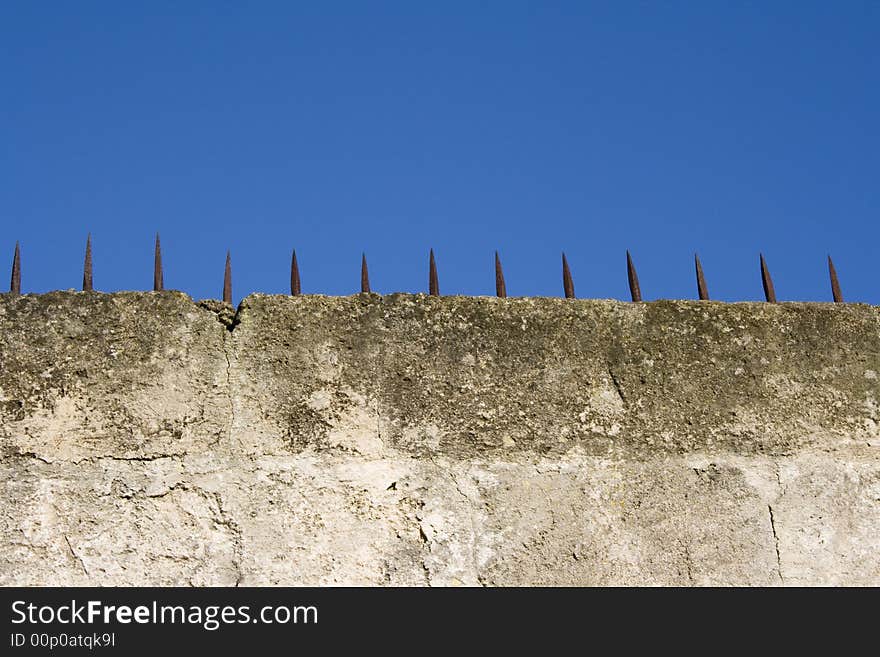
[1,291,878,585]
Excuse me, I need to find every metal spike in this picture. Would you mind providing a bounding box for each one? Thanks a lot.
[828,255,843,303]
[626,250,641,302]
[760,254,776,303]
[562,252,575,299]
[290,250,301,296]
[223,251,232,304]
[695,253,709,300]
[10,241,21,295]
[361,253,370,294]
[82,234,93,291]
[429,249,439,296]
[495,251,506,298]
[153,233,164,291]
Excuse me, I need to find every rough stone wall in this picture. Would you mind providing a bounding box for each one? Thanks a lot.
[1,291,878,585]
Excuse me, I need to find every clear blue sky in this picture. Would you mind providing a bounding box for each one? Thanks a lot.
[2,2,878,304]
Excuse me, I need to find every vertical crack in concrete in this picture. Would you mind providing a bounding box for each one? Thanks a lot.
[453,471,482,587]
[222,328,240,452]
[373,299,388,448]
[768,504,783,584]
[607,365,627,406]
[682,541,695,586]
[64,534,89,579]
[428,456,484,586]
[208,490,243,587]
[769,461,784,584]
[535,478,558,533]
[215,315,243,585]
[224,339,234,429]
[774,462,786,497]
[374,371,382,444]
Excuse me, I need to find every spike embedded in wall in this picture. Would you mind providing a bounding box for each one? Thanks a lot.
[10,241,21,295]
[290,250,301,296]
[760,254,776,303]
[828,255,843,303]
[154,233,164,292]
[495,251,506,298]
[223,251,232,304]
[361,253,370,294]
[83,234,93,291]
[626,250,641,302]
[562,252,575,299]
[429,249,439,296]
[695,253,709,300]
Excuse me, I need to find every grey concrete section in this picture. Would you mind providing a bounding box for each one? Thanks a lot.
[1,292,878,585]
[233,294,880,457]
[0,291,229,463]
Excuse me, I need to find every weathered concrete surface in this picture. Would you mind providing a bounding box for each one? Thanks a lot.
[1,292,878,585]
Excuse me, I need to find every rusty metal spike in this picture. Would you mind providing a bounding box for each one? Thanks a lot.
[290,249,301,296]
[429,249,439,296]
[361,253,370,294]
[82,234,93,291]
[695,253,709,300]
[562,252,575,299]
[828,255,843,303]
[626,250,641,302]
[495,251,506,298]
[223,251,232,304]
[153,233,164,291]
[10,241,21,295]
[760,254,776,302]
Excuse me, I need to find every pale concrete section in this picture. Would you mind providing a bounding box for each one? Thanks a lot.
[773,454,880,585]
[2,449,877,586]
[0,455,239,586]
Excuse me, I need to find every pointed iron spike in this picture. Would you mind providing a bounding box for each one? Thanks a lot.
[626,250,641,302]
[361,253,370,294]
[153,233,164,292]
[10,241,21,295]
[82,234,93,291]
[429,249,439,296]
[695,253,709,300]
[562,252,575,299]
[828,255,843,303]
[494,251,506,298]
[759,253,776,303]
[290,249,301,296]
[223,251,232,304]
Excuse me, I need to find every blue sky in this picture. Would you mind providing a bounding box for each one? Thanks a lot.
[2,2,878,303]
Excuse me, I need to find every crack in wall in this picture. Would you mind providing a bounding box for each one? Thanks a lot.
[427,455,484,586]
[768,504,783,584]
[608,366,627,406]
[209,490,243,587]
[375,396,382,444]
[145,481,188,499]
[179,487,244,587]
[769,461,785,584]
[682,540,695,586]
[76,454,180,465]
[535,479,559,535]
[7,451,51,464]
[64,534,89,579]
[223,336,235,434]
[220,319,246,456]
